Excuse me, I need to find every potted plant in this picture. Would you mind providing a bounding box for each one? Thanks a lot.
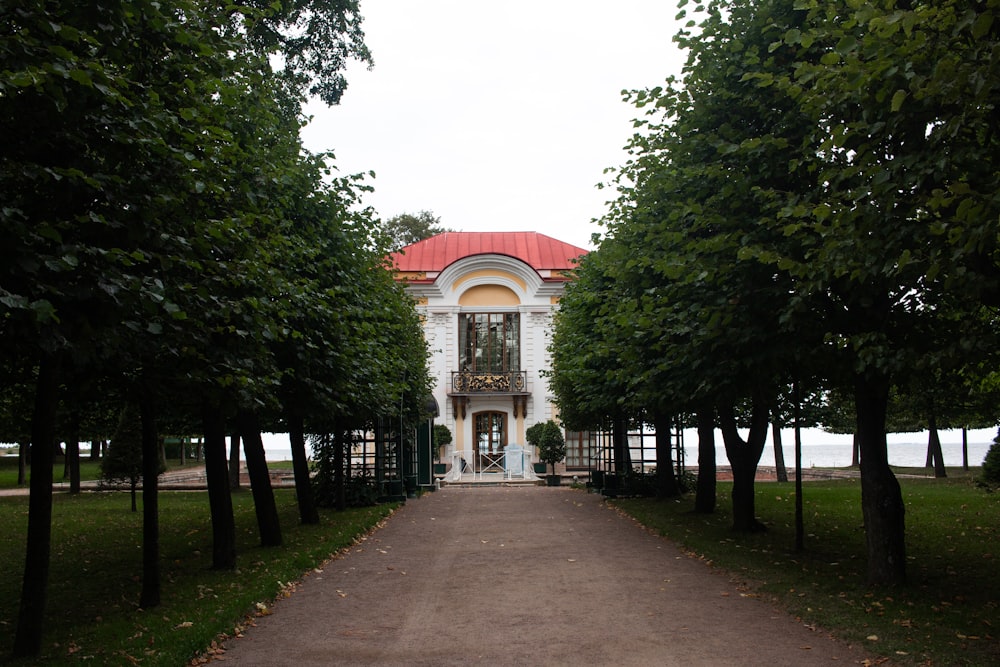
[432,424,452,476]
[526,420,566,486]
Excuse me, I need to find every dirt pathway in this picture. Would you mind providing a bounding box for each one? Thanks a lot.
[217,486,872,666]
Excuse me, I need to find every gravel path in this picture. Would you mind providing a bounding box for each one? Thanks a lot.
[217,486,872,666]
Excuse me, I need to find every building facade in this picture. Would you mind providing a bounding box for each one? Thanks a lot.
[391,232,587,474]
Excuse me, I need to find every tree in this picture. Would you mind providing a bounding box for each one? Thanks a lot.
[3,0,379,653]
[102,405,144,511]
[526,420,566,476]
[381,211,452,251]
[591,0,825,529]
[982,429,1000,489]
[756,0,1000,584]
[432,424,452,461]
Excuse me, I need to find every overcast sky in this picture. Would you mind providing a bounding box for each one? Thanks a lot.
[300,1,688,250]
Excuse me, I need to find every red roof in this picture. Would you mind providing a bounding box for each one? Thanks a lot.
[390,232,587,275]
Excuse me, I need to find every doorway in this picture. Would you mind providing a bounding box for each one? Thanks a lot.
[473,411,507,458]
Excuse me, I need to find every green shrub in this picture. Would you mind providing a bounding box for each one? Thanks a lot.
[526,420,565,475]
[981,428,1000,489]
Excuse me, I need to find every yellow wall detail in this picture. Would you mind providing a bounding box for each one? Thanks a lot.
[550,296,560,304]
[454,269,527,292]
[458,284,520,306]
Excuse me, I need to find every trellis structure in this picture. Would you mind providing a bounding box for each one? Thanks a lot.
[348,414,434,502]
[588,417,685,496]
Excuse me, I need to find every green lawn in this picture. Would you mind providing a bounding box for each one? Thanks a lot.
[614,471,1000,666]
[0,489,394,665]
[3,469,996,665]
[0,454,295,490]
[0,456,212,489]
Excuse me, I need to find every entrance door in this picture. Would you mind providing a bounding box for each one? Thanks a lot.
[474,411,507,456]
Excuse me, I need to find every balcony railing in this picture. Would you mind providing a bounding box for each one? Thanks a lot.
[451,370,528,394]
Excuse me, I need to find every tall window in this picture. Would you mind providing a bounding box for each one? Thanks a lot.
[474,411,506,455]
[459,313,519,372]
[565,431,598,469]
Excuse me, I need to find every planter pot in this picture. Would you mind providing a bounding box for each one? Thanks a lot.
[545,474,561,487]
[533,463,547,474]
[433,463,447,476]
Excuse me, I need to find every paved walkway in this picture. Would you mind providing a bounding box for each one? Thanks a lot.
[218,486,871,666]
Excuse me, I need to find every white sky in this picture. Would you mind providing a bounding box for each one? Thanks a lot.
[300,0,688,250]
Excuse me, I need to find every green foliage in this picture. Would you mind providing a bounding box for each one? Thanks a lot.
[342,470,380,508]
[552,0,1000,585]
[432,424,452,461]
[526,420,566,474]
[981,429,1000,489]
[381,210,452,252]
[100,405,144,493]
[309,433,380,508]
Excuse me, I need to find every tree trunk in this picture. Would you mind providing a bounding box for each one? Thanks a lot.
[793,383,804,553]
[855,372,906,586]
[694,407,716,514]
[612,415,631,474]
[17,440,28,486]
[13,353,61,658]
[203,405,236,570]
[852,433,860,467]
[720,399,769,533]
[89,438,102,460]
[334,428,347,512]
[772,421,788,483]
[927,412,946,478]
[130,482,138,512]
[962,427,969,471]
[139,392,160,608]
[67,413,81,494]
[237,409,282,547]
[228,432,241,489]
[653,412,679,498]
[286,409,319,524]
[62,441,69,481]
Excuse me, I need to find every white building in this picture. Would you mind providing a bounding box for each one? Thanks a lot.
[391,232,587,475]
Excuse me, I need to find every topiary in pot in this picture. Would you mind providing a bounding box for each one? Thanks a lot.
[526,420,565,485]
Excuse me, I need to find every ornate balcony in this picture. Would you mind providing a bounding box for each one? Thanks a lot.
[450,370,528,395]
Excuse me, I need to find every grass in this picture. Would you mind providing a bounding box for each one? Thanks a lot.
[0,455,298,490]
[3,463,995,665]
[614,469,1000,666]
[0,488,395,665]
[0,456,217,489]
